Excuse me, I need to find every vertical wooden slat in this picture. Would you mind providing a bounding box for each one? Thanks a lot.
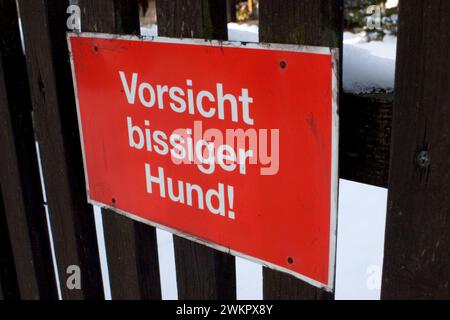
[102,214,161,299]
[381,0,450,299]
[259,0,342,300]
[259,0,343,48]
[17,0,103,299]
[0,0,58,300]
[226,0,236,23]
[156,0,228,40]
[79,0,162,299]
[0,190,20,300]
[156,0,236,300]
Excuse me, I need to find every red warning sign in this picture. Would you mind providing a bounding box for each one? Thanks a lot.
[68,33,339,290]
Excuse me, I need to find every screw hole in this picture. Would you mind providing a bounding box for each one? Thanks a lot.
[417,150,430,168]
[93,45,99,52]
[287,257,294,264]
[111,198,116,205]
[280,60,287,69]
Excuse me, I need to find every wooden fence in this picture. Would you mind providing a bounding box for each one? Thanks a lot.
[0,0,448,300]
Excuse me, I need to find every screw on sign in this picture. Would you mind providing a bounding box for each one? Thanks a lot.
[68,33,339,290]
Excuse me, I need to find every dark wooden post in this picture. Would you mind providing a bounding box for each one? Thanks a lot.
[17,0,104,299]
[0,191,20,300]
[226,0,237,22]
[259,0,343,299]
[79,0,162,300]
[0,0,58,299]
[157,0,228,40]
[156,0,236,300]
[381,0,450,299]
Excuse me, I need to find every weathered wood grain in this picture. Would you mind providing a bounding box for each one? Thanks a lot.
[340,92,393,188]
[382,0,450,299]
[0,0,57,299]
[0,191,20,300]
[18,0,103,299]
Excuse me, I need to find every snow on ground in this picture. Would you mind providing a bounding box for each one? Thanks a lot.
[156,228,178,299]
[89,23,392,300]
[227,23,259,42]
[335,180,387,300]
[140,23,157,37]
[343,32,396,93]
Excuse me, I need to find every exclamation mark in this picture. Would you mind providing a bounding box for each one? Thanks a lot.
[227,185,235,220]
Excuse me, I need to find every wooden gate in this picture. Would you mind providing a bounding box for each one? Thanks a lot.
[0,0,448,300]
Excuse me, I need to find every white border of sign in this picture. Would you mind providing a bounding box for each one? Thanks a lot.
[67,32,340,292]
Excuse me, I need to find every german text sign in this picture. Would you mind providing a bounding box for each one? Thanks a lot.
[68,34,338,290]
